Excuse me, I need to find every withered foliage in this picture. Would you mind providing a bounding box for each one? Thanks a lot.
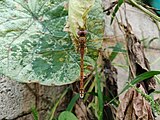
[116,23,156,120]
[74,100,89,120]
[100,50,118,100]
[99,50,119,120]
[124,24,156,94]
[117,85,154,120]
[100,50,118,120]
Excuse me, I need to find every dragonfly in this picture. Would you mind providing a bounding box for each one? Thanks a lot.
[77,30,125,99]
[77,30,87,98]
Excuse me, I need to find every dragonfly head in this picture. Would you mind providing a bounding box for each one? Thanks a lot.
[78,30,87,37]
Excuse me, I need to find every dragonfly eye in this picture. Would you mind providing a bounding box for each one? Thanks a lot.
[78,30,87,36]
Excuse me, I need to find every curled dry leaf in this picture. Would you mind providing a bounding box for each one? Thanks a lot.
[75,100,89,120]
[124,23,156,94]
[116,85,155,120]
[74,99,96,120]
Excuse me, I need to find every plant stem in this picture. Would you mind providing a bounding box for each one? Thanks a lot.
[128,0,160,22]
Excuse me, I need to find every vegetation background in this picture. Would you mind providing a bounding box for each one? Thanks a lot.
[0,0,160,119]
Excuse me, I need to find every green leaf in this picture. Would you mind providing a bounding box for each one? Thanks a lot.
[109,42,126,61]
[58,111,78,120]
[64,0,95,38]
[31,106,39,120]
[110,0,124,24]
[153,91,160,94]
[48,87,70,120]
[108,71,160,104]
[0,0,104,86]
[0,0,81,85]
[66,94,79,111]
[28,0,38,12]
[95,63,103,120]
[121,71,160,94]
[87,0,104,50]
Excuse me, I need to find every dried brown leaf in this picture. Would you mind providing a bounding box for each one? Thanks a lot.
[124,23,156,94]
[75,100,89,120]
[116,85,155,120]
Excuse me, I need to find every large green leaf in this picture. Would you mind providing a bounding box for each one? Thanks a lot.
[0,0,104,85]
[87,0,104,50]
[0,0,80,85]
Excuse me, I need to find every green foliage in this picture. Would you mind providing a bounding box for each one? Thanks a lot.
[109,42,126,61]
[131,84,160,115]
[111,0,124,24]
[48,87,70,120]
[109,71,160,104]
[31,106,39,120]
[95,63,103,120]
[0,0,104,85]
[122,71,160,94]
[66,93,79,111]
[65,0,95,38]
[58,111,78,120]
[154,91,160,94]
[1,0,159,119]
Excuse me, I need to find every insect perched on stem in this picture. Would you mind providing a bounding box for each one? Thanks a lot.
[77,30,87,98]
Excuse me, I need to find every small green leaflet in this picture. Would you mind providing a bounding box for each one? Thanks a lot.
[109,42,126,61]
[58,111,78,120]
[31,106,39,120]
